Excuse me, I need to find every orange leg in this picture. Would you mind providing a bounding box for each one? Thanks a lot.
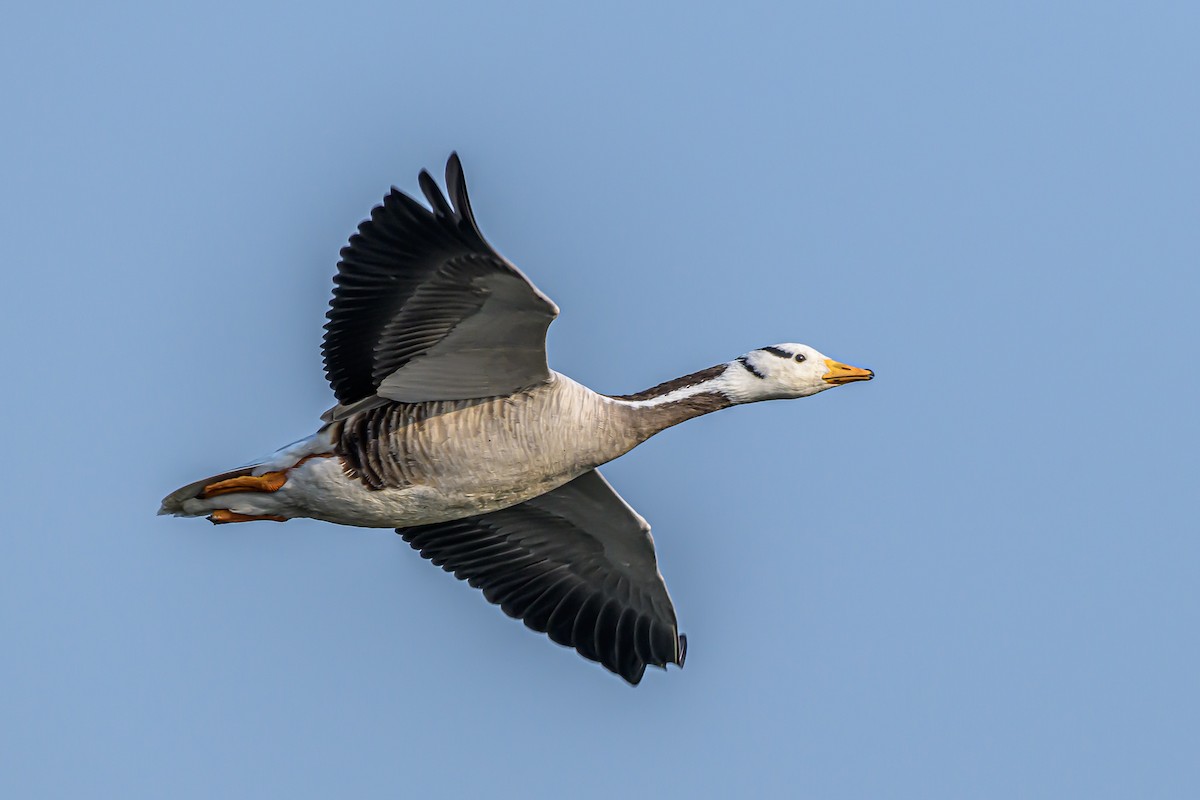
[208,510,288,525]
[201,471,288,499]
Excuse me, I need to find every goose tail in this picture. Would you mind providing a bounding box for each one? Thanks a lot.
[158,465,261,517]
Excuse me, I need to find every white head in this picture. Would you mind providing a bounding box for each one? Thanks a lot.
[720,343,874,403]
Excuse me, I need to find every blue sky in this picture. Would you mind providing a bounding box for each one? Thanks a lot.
[2,2,1197,797]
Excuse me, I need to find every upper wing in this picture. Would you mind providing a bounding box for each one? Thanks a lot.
[396,470,686,685]
[321,153,559,420]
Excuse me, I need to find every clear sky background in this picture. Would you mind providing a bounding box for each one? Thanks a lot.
[2,2,1197,797]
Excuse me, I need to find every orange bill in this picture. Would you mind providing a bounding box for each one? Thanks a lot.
[822,359,874,385]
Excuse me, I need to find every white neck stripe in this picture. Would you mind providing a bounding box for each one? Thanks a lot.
[613,366,739,408]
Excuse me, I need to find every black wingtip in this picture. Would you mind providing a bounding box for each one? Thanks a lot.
[677,633,688,668]
[444,152,483,240]
[622,663,648,686]
[445,152,464,200]
[418,168,454,218]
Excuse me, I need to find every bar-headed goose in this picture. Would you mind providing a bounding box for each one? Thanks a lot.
[161,154,873,684]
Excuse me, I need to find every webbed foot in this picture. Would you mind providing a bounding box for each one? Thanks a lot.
[207,509,288,525]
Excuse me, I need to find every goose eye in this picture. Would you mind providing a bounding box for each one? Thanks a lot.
[794,353,806,363]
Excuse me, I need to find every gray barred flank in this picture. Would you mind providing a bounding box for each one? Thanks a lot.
[332,409,395,489]
[332,398,489,490]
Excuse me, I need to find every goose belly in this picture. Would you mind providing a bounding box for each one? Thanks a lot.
[294,456,591,527]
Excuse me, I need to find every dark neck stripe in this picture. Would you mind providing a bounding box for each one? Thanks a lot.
[611,364,727,402]
[626,391,734,441]
[737,356,765,379]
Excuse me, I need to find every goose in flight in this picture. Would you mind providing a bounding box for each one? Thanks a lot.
[160,154,873,684]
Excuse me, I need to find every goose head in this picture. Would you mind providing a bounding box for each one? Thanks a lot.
[724,343,873,402]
